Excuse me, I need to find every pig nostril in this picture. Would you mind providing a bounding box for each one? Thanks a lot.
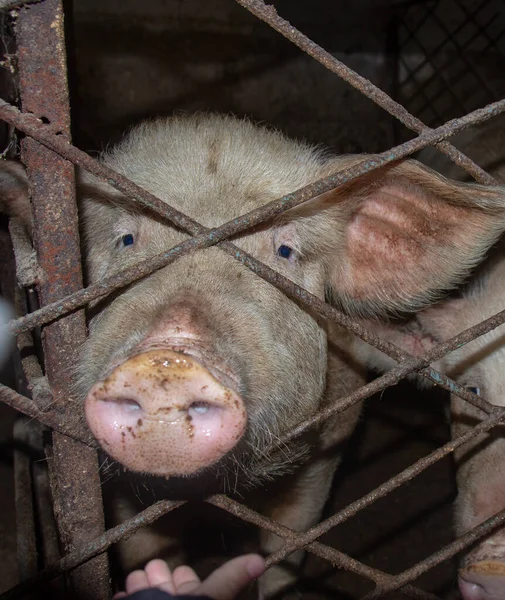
[189,401,213,416]
[104,397,142,412]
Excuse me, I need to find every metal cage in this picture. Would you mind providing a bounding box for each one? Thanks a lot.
[1,0,505,599]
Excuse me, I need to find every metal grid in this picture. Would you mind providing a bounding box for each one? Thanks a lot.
[396,0,505,128]
[1,0,505,598]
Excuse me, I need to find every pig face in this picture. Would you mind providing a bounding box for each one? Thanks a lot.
[3,114,505,490]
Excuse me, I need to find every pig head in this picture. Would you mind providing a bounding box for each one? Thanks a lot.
[3,114,505,596]
[78,115,505,482]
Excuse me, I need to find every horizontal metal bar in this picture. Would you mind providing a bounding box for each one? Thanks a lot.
[233,0,498,186]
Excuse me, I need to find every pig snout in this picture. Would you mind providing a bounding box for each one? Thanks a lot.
[459,562,505,600]
[84,350,247,477]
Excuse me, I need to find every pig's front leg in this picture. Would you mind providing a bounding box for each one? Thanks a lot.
[452,396,505,600]
[257,454,343,599]
[259,341,365,598]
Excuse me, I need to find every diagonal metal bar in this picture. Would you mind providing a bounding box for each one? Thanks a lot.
[362,507,505,599]
[3,407,502,600]
[2,97,504,342]
[233,0,498,186]
[274,303,505,449]
[398,0,491,92]
[1,2,503,598]
[2,100,505,448]
[0,490,441,600]
[266,407,505,566]
[208,495,442,600]
[5,293,505,452]
[0,382,92,443]
[0,499,185,600]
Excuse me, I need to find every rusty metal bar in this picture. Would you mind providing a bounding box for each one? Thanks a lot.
[1,101,504,499]
[208,495,442,600]
[266,407,505,565]
[363,508,505,599]
[0,4,503,597]
[15,1,109,598]
[1,492,439,600]
[0,383,92,443]
[7,202,505,436]
[6,274,505,449]
[233,0,498,185]
[6,466,504,600]
[0,500,185,600]
[274,303,505,448]
[4,379,504,598]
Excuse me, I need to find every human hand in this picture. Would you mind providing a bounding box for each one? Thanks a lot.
[114,554,265,600]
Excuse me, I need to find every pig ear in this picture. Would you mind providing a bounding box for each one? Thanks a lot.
[0,160,31,232]
[323,159,505,316]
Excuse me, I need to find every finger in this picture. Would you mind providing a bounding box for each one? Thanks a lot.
[145,559,176,595]
[125,569,149,594]
[172,565,202,595]
[198,554,265,600]
[112,593,127,599]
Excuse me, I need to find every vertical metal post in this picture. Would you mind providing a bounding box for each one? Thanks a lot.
[15,0,110,597]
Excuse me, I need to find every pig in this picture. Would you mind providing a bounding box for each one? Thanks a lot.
[2,113,505,598]
[360,113,505,600]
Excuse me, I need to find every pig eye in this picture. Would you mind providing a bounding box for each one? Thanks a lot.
[467,386,480,395]
[121,234,134,247]
[277,245,293,259]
